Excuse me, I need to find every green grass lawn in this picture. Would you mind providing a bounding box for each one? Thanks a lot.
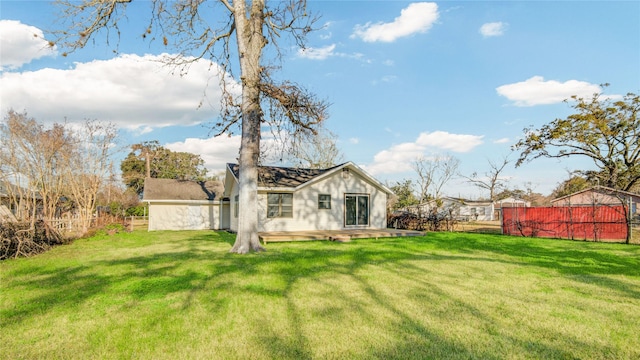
[1,230,639,359]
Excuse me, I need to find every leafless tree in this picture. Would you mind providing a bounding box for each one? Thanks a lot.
[412,154,460,203]
[52,0,328,253]
[0,111,72,227]
[287,127,343,169]
[64,121,118,234]
[0,111,116,235]
[461,156,510,201]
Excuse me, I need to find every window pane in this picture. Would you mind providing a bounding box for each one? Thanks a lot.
[358,196,369,225]
[267,193,280,205]
[234,195,239,217]
[267,193,293,218]
[318,194,331,209]
[267,205,280,218]
[345,196,356,225]
[281,206,293,217]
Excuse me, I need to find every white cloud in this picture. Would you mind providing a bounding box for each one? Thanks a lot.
[297,44,369,63]
[416,131,484,153]
[364,131,484,175]
[319,21,334,40]
[479,22,507,38]
[349,137,360,144]
[0,20,57,70]
[363,142,424,175]
[496,76,602,106]
[165,135,241,175]
[297,44,336,60]
[352,2,439,43]
[493,137,510,144]
[0,53,239,132]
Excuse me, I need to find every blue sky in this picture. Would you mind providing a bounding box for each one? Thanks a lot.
[1,1,639,198]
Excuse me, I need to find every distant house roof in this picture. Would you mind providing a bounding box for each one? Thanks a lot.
[551,186,640,204]
[143,178,223,201]
[0,181,42,200]
[417,197,493,207]
[494,197,530,208]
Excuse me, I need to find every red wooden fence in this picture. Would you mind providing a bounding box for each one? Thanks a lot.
[502,206,628,241]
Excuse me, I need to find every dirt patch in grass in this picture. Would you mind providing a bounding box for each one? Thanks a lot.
[454,221,502,234]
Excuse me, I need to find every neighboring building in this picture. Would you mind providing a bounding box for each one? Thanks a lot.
[143,178,226,231]
[551,186,639,218]
[0,181,42,219]
[144,161,393,232]
[493,197,530,220]
[405,196,530,222]
[406,197,494,221]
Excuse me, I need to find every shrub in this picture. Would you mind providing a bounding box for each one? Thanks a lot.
[125,205,147,217]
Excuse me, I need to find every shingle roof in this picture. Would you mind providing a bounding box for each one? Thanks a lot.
[143,178,223,201]
[228,163,345,188]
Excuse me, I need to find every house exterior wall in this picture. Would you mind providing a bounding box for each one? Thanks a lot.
[255,170,388,232]
[229,181,239,232]
[220,201,230,229]
[148,202,220,231]
[455,203,494,221]
[408,198,494,221]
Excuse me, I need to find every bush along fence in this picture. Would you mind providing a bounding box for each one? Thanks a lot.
[502,205,629,242]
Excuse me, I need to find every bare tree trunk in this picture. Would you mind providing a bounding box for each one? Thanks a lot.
[145,149,151,179]
[230,0,266,253]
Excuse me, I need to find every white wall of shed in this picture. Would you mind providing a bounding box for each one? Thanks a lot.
[148,202,220,231]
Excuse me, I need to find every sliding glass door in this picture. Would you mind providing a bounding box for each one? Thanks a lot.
[345,194,369,226]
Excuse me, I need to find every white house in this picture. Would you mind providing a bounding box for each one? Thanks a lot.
[144,162,393,232]
[406,197,494,221]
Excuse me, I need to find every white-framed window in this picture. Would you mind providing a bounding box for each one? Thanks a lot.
[318,194,331,210]
[267,193,293,218]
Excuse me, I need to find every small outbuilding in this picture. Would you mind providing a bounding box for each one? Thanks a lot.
[143,178,227,231]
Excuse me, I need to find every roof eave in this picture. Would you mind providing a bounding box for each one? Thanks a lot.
[145,199,220,204]
[296,161,394,195]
